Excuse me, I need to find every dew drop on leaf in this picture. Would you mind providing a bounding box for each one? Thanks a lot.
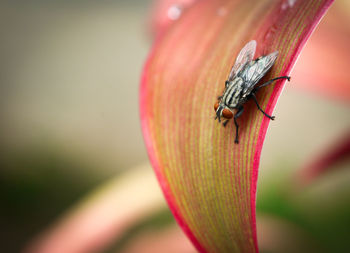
[167,4,183,20]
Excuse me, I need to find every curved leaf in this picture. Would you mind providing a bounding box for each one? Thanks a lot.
[141,0,334,252]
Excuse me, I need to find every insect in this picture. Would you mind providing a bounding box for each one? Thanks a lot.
[214,40,290,144]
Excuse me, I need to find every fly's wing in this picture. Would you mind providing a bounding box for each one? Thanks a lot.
[227,40,256,81]
[240,51,279,94]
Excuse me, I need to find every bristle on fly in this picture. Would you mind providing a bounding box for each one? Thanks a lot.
[215,106,223,122]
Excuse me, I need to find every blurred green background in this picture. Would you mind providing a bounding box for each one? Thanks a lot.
[0,1,349,253]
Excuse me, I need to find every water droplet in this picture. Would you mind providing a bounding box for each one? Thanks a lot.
[264,30,272,41]
[217,7,228,17]
[281,0,297,10]
[263,25,278,42]
[167,4,183,20]
[288,0,297,7]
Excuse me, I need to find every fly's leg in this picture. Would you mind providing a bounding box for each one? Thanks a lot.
[234,106,244,144]
[223,120,230,127]
[254,76,290,92]
[250,76,290,120]
[217,96,223,100]
[251,93,275,120]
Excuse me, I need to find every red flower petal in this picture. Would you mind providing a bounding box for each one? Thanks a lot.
[141,0,334,252]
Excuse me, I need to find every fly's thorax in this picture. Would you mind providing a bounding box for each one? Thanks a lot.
[222,77,244,108]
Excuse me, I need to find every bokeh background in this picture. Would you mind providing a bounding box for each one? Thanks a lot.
[0,1,151,252]
[0,0,349,253]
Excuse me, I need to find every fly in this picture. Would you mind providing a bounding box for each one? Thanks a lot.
[214,40,290,143]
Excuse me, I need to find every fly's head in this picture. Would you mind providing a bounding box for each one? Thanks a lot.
[214,101,233,122]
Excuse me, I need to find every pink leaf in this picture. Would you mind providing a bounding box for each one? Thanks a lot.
[141,0,334,252]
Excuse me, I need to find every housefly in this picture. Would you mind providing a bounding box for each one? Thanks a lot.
[214,40,290,143]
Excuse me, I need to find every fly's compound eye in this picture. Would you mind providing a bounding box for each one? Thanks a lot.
[214,101,219,111]
[222,108,233,119]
